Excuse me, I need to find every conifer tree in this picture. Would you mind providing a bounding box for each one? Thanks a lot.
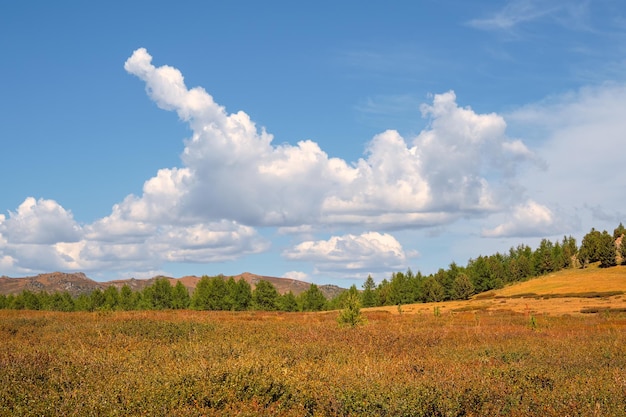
[172,281,190,309]
[598,230,617,268]
[337,292,365,327]
[451,273,474,300]
[252,280,279,311]
[361,275,377,307]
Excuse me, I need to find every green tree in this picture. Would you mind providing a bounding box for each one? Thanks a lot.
[225,278,252,311]
[621,236,626,265]
[421,277,445,302]
[103,286,120,310]
[191,276,212,310]
[376,279,392,306]
[613,222,626,239]
[119,284,136,310]
[278,291,299,312]
[300,284,327,311]
[252,280,279,311]
[562,236,578,268]
[578,228,603,266]
[389,271,414,305]
[534,239,555,275]
[337,292,365,327]
[89,289,106,311]
[361,275,378,307]
[235,279,252,310]
[172,281,190,309]
[205,276,228,310]
[451,273,474,300]
[598,230,617,268]
[146,278,174,310]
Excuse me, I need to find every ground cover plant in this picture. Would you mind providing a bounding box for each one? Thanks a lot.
[1,308,625,416]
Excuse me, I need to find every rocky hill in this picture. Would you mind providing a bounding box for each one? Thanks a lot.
[0,271,345,299]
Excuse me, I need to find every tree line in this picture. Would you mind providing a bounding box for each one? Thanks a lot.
[1,223,624,312]
[357,223,626,308]
[0,276,329,313]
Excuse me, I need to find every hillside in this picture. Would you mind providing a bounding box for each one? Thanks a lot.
[367,264,626,316]
[0,271,345,299]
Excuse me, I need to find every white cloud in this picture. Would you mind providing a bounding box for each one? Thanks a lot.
[283,232,410,274]
[0,49,546,277]
[482,200,557,237]
[123,49,534,231]
[507,82,626,229]
[0,197,269,275]
[282,271,308,281]
[0,197,82,244]
[467,1,589,32]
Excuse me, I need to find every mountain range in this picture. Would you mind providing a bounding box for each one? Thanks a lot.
[0,272,346,299]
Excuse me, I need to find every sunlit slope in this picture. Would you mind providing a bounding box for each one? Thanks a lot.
[492,263,626,297]
[366,264,626,316]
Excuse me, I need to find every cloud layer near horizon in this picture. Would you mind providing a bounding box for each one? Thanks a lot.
[1,48,622,279]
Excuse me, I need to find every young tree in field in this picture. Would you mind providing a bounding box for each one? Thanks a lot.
[613,222,625,239]
[598,230,617,268]
[620,236,626,265]
[172,281,190,309]
[451,273,474,300]
[252,280,280,311]
[337,292,365,327]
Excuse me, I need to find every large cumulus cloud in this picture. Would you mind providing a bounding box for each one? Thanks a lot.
[0,48,544,278]
[120,48,534,229]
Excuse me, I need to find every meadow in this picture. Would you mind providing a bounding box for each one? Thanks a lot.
[1,308,625,416]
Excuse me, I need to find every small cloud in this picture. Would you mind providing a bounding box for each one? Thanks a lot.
[283,232,408,273]
[482,200,562,237]
[282,271,308,281]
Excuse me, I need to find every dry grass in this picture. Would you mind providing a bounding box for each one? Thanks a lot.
[1,309,626,416]
[495,264,626,297]
[368,264,626,317]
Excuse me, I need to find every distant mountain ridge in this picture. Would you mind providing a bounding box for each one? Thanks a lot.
[0,271,345,299]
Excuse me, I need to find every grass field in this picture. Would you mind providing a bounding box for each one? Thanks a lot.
[1,307,626,416]
[2,267,626,416]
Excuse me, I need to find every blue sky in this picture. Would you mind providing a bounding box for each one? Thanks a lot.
[1,0,626,286]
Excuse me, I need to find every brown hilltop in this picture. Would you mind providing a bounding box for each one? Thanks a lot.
[0,272,103,297]
[0,271,346,299]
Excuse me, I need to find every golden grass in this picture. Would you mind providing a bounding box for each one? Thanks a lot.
[1,309,626,416]
[495,264,626,297]
[367,265,626,317]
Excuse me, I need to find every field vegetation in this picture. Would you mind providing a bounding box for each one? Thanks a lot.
[1,308,625,416]
[2,224,626,415]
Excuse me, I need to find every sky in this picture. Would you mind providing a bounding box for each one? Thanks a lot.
[1,0,626,287]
